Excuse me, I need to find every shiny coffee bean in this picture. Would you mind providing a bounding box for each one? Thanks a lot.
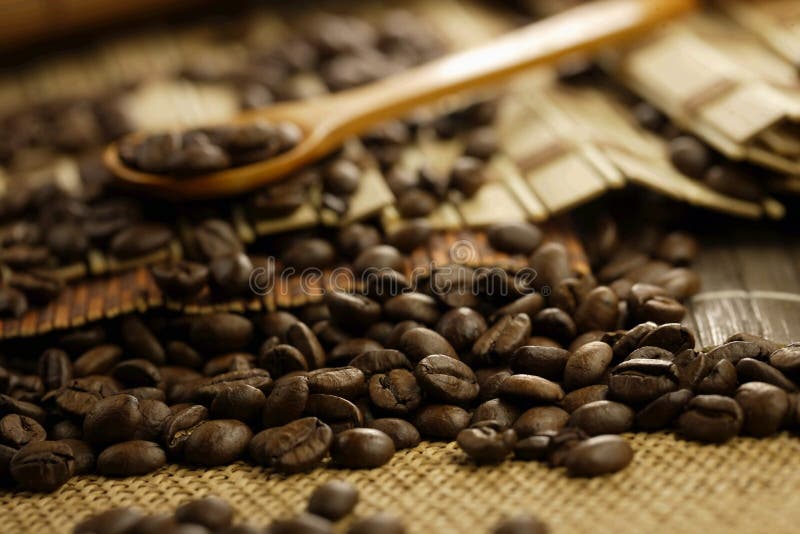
[331,428,395,468]
[487,222,543,255]
[457,421,517,464]
[568,401,634,435]
[436,308,488,352]
[472,314,532,366]
[368,369,421,414]
[414,404,471,440]
[608,359,679,405]
[307,479,359,520]
[560,385,609,413]
[398,327,458,363]
[735,382,788,437]
[183,420,252,466]
[97,440,166,476]
[635,389,693,431]
[677,395,743,443]
[513,406,569,437]
[415,354,478,404]
[563,341,613,391]
[564,435,633,477]
[367,418,420,450]
[175,496,234,530]
[510,346,569,381]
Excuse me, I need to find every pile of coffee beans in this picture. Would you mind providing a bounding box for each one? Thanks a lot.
[119,121,303,175]
[71,481,548,533]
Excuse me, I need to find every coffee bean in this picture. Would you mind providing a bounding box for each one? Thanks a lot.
[531,308,576,345]
[73,344,122,377]
[97,440,166,476]
[513,406,569,437]
[368,369,421,414]
[260,344,309,377]
[384,292,441,326]
[487,222,543,255]
[386,219,433,253]
[183,419,252,466]
[564,435,633,477]
[635,389,693,431]
[45,376,120,418]
[563,341,613,391]
[263,375,310,427]
[493,515,549,534]
[560,385,609,413]
[475,368,513,402]
[528,242,571,291]
[510,346,569,381]
[287,322,326,370]
[73,508,145,534]
[669,136,712,178]
[306,367,364,399]
[10,440,75,491]
[269,513,333,534]
[626,346,674,361]
[307,479,359,520]
[190,313,253,353]
[609,359,679,405]
[112,359,162,388]
[632,101,666,131]
[397,188,437,218]
[83,394,143,446]
[367,418,420,449]
[175,496,233,530]
[435,308,488,352]
[472,314,532,366]
[209,252,255,298]
[677,395,743,443]
[325,291,382,331]
[573,287,619,332]
[398,327,457,363]
[38,348,72,391]
[568,400,634,435]
[121,317,165,364]
[0,414,46,448]
[769,343,800,376]
[209,384,266,422]
[736,358,797,392]
[348,513,405,534]
[331,428,395,468]
[282,238,336,270]
[60,438,95,475]
[152,261,209,300]
[638,323,695,353]
[450,157,487,196]
[706,341,765,365]
[695,359,737,396]
[457,420,517,464]
[349,349,412,378]
[109,223,172,260]
[735,382,788,437]
[162,404,208,456]
[203,353,254,376]
[353,245,405,276]
[414,404,471,439]
[415,354,478,404]
[0,393,47,423]
[499,375,564,405]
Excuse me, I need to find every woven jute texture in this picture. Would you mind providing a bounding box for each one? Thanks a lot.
[2,433,800,533]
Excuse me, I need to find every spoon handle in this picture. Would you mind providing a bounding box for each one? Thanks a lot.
[311,0,696,144]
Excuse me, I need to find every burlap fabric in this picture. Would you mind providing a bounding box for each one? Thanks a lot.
[2,433,800,533]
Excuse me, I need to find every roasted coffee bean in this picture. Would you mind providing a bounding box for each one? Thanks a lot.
[192,219,243,260]
[109,223,172,260]
[727,333,782,357]
[60,438,95,475]
[73,344,123,377]
[325,291,382,330]
[706,341,764,365]
[73,508,145,534]
[262,375,309,428]
[347,513,405,534]
[122,317,165,364]
[368,369,421,414]
[677,395,743,443]
[304,394,363,433]
[397,188,438,218]
[151,261,209,300]
[472,314,532,366]
[491,293,546,324]
[568,401,634,435]
[166,341,203,368]
[175,496,234,530]
[627,284,685,324]
[560,385,609,413]
[513,406,569,437]
[349,349,412,378]
[10,440,75,491]
[190,313,253,353]
[368,418,420,449]
[499,375,564,405]
[38,348,72,391]
[563,341,613,391]
[364,322,394,346]
[487,222,543,255]
[632,101,666,131]
[83,394,143,446]
[97,440,167,476]
[315,322,354,352]
[331,427,395,468]
[608,359,678,405]
[45,376,120,418]
[270,513,333,534]
[193,369,272,403]
[307,367,365,399]
[51,420,82,440]
[470,398,519,429]
[398,327,457,363]
[204,353,254,376]
[475,368,513,402]
[363,268,412,302]
[736,358,797,392]
[574,287,619,332]
[450,156,487,196]
[253,417,332,472]
[635,389,693,431]
[415,354,478,404]
[735,382,788,437]
[528,242,571,291]
[386,219,433,253]
[112,359,161,388]
[531,308,577,345]
[626,346,674,361]
[0,393,47,423]
[695,359,737,396]
[669,136,713,178]
[638,323,694,353]
[611,322,657,359]
[307,479,359,520]
[260,344,309,377]
[256,311,299,341]
[163,404,208,457]
[324,158,361,195]
[282,238,336,270]
[414,404,471,439]
[435,308,487,352]
[209,252,254,298]
[353,245,405,275]
[287,322,326,370]
[209,384,266,422]
[332,338,383,364]
[384,292,441,326]
[564,435,633,477]
[545,427,591,467]
[457,420,517,464]
[183,420,252,466]
[0,414,46,448]
[510,346,569,381]
[656,231,698,265]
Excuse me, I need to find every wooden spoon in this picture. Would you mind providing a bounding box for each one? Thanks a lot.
[104,0,697,199]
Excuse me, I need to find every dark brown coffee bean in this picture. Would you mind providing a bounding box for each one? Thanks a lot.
[175,496,234,530]
[83,394,143,446]
[331,427,395,468]
[368,369,421,414]
[608,359,679,405]
[611,322,657,359]
[203,353,254,376]
[109,223,172,259]
[677,394,743,443]
[568,401,634,435]
[727,333,782,356]
[469,397,518,428]
[669,135,712,178]
[397,188,437,218]
[492,294,547,325]
[492,514,549,534]
[163,405,208,457]
[632,101,666,131]
[487,222,543,255]
[73,508,146,534]
[73,344,122,377]
[499,375,564,405]
[398,327,457,363]
[368,418,420,450]
[531,308,577,345]
[0,393,47,423]
[563,341,613,391]
[349,349,412,378]
[209,252,254,298]
[307,479,359,520]
[384,292,441,326]
[472,314,532,366]
[256,311,299,341]
[513,406,569,437]
[262,375,309,428]
[324,158,361,195]
[193,369,272,404]
[287,322,326,370]
[635,389,693,431]
[325,291,382,331]
[457,420,517,464]
[560,385,609,414]
[695,359,737,396]
[450,156,487,196]
[304,394,363,433]
[510,346,568,381]
[386,219,433,253]
[183,420,252,466]
[307,367,364,399]
[254,417,333,472]
[209,384,266,422]
[638,323,695,353]
[736,358,797,392]
[10,440,74,491]
[122,317,165,364]
[655,231,698,265]
[270,513,333,534]
[353,245,405,275]
[97,440,166,476]
[433,308,486,353]
[38,348,72,391]
[626,346,674,361]
[564,435,633,477]
[414,404,471,439]
[152,261,209,300]
[166,341,203,368]
[282,238,336,270]
[415,354,478,404]
[260,344,308,377]
[706,341,764,365]
[769,343,800,376]
[528,242,571,291]
[45,376,120,418]
[315,323,355,352]
[735,382,788,437]
[60,438,95,475]
[0,414,46,448]
[573,287,619,332]
[51,420,82,440]
[191,313,254,353]
[192,219,243,260]
[112,359,162,388]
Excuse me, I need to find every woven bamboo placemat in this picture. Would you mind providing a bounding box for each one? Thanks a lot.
[2,433,800,534]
